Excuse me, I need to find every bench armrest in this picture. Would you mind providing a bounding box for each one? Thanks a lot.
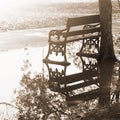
[49,28,67,42]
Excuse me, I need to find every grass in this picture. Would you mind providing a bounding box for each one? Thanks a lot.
[82,103,120,120]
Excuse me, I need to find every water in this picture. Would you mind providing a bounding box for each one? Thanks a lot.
[0,46,48,119]
[0,47,47,102]
[42,49,120,119]
[0,44,119,119]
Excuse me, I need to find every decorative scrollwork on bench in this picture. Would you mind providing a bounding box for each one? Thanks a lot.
[82,58,98,71]
[49,67,66,79]
[79,23,101,54]
[49,29,67,41]
[50,43,66,56]
[80,36,100,53]
[45,63,67,91]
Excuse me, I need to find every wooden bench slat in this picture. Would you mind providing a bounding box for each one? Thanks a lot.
[66,88,100,101]
[43,58,70,66]
[49,35,100,44]
[66,35,100,43]
[67,15,100,27]
[50,70,99,84]
[64,27,101,37]
[56,78,99,92]
[76,52,99,58]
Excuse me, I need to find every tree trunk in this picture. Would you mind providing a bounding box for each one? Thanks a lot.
[118,0,120,8]
[99,59,115,106]
[99,0,116,61]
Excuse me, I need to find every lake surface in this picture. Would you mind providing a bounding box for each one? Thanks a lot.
[0,47,48,102]
[0,46,49,119]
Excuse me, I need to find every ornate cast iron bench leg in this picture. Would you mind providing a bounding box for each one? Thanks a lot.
[43,29,70,66]
[44,62,67,92]
[76,24,101,58]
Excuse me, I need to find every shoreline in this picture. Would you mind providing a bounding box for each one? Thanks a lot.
[0,27,51,52]
[0,26,119,52]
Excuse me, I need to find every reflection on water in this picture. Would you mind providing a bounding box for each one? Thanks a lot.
[0,46,120,119]
[44,55,120,108]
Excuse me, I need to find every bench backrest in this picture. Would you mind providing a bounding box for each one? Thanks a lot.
[64,15,101,42]
[66,15,100,28]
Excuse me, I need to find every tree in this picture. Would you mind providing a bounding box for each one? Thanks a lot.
[118,0,120,8]
[98,0,116,61]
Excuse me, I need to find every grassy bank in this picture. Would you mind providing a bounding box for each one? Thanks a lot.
[82,103,120,120]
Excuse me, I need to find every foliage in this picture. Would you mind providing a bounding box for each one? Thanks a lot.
[81,103,120,120]
[15,59,100,120]
[16,60,70,120]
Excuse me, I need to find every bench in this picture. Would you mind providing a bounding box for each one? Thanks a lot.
[43,15,101,66]
[46,55,99,92]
